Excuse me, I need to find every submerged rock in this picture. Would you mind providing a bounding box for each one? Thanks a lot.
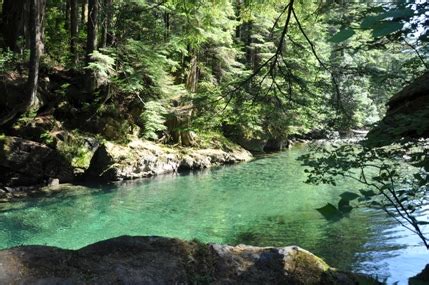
[85,139,252,181]
[0,236,378,285]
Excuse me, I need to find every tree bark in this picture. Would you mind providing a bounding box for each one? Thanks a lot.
[81,0,88,26]
[86,0,98,92]
[70,0,78,64]
[163,12,170,41]
[100,0,113,48]
[28,0,44,108]
[65,0,70,30]
[1,0,28,52]
[235,0,242,39]
[100,0,112,48]
[86,0,98,63]
[186,55,199,93]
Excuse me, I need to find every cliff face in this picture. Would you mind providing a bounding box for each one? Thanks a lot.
[0,236,377,285]
[366,71,429,145]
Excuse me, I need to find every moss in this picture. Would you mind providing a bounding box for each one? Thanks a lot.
[182,239,217,284]
[196,131,239,151]
[55,131,97,170]
[288,249,330,284]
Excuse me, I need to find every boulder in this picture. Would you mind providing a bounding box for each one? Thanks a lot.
[0,235,378,285]
[409,264,429,285]
[367,71,429,146]
[85,139,252,181]
[234,137,268,153]
[264,138,289,152]
[0,136,74,187]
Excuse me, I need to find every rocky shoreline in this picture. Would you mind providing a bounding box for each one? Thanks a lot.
[0,136,252,202]
[0,235,378,285]
[85,139,252,181]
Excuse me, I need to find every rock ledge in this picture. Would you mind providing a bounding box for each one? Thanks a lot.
[0,236,377,285]
[85,140,252,181]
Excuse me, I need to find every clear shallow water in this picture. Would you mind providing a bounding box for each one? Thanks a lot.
[0,145,427,284]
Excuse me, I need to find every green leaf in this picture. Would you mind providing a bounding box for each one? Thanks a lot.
[329,28,355,43]
[339,191,360,201]
[372,22,403,38]
[316,203,342,220]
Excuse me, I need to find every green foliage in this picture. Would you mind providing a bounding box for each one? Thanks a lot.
[40,132,55,146]
[0,50,15,72]
[86,51,116,81]
[1,0,427,156]
[44,1,70,65]
[300,140,429,248]
[140,101,167,140]
[56,131,95,169]
[58,142,93,170]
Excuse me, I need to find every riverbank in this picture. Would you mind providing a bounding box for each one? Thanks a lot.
[0,135,252,202]
[0,235,378,284]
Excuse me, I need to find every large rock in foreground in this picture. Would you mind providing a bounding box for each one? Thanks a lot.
[0,136,74,187]
[86,140,252,181]
[0,236,377,285]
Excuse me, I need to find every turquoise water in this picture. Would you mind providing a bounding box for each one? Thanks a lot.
[0,145,427,284]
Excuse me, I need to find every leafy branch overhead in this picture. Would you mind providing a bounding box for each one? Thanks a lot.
[330,3,428,42]
[300,141,429,249]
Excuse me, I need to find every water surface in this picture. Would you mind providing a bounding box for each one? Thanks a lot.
[0,145,427,284]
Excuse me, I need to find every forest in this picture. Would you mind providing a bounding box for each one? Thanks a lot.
[0,0,428,284]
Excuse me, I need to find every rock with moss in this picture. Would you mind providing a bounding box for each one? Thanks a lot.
[0,136,74,188]
[367,71,429,146]
[85,139,252,181]
[0,235,378,285]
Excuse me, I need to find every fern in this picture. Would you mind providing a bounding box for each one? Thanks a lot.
[141,101,167,140]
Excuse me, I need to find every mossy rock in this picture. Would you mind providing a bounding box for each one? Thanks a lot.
[0,236,379,285]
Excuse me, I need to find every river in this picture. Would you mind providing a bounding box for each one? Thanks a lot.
[0,145,427,284]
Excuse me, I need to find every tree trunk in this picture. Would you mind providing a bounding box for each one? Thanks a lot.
[86,0,98,92]
[64,0,70,30]
[1,0,28,52]
[70,0,78,64]
[163,12,170,41]
[235,0,242,39]
[81,0,88,26]
[86,0,98,63]
[244,22,255,71]
[28,0,45,109]
[100,0,112,48]
[186,55,199,92]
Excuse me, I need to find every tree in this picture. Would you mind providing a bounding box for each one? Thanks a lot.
[85,0,98,92]
[28,0,46,109]
[1,0,28,52]
[70,0,78,64]
[100,0,113,48]
[86,0,98,64]
[81,0,88,26]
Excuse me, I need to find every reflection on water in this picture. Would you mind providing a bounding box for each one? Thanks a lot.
[0,146,427,284]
